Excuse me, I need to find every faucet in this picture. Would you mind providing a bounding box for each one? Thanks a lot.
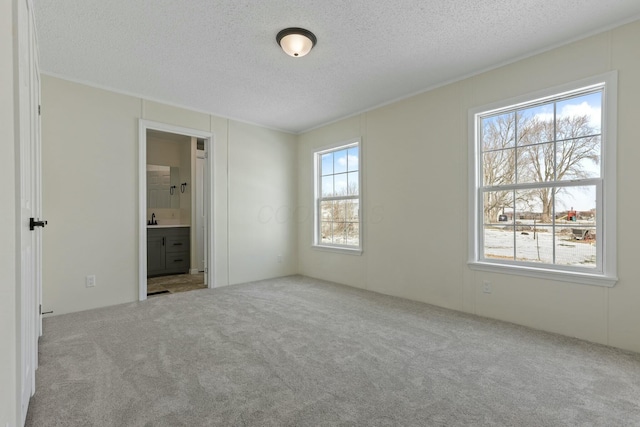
[149,213,157,225]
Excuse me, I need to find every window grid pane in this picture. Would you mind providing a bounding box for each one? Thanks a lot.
[321,153,333,176]
[321,176,333,197]
[479,87,602,269]
[316,142,360,248]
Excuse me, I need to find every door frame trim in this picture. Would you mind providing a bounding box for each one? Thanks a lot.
[195,150,207,277]
[138,119,214,301]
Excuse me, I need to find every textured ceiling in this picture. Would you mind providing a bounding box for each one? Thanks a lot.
[32,1,640,134]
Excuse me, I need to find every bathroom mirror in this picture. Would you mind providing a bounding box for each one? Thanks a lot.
[147,164,180,209]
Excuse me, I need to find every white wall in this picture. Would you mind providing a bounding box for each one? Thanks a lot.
[42,78,140,315]
[298,20,640,354]
[38,21,640,354]
[41,76,298,315]
[228,121,298,284]
[1,0,18,424]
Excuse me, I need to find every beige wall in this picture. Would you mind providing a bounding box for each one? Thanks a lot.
[298,20,640,353]
[41,76,298,316]
[38,21,640,354]
[42,78,140,315]
[147,137,184,166]
[1,0,18,424]
[228,121,298,284]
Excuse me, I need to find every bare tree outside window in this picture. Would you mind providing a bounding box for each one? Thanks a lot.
[480,90,601,267]
[316,142,361,249]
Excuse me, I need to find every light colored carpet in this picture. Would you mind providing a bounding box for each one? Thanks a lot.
[26,275,640,426]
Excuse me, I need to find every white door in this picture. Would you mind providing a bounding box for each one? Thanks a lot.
[196,155,206,273]
[18,0,42,423]
[31,15,43,343]
[35,66,43,341]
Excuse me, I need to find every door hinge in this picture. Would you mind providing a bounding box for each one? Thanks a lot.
[38,105,41,115]
[39,304,41,315]
[29,217,47,230]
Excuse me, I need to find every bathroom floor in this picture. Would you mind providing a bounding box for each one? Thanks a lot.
[147,273,206,296]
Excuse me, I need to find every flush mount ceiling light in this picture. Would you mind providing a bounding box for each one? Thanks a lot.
[276,27,317,57]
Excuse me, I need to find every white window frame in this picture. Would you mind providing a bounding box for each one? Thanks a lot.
[468,72,617,287]
[313,138,363,254]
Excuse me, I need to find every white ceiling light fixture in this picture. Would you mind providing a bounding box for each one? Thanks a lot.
[276,27,317,57]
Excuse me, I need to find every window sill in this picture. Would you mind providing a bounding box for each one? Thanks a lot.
[468,261,617,287]
[312,244,363,256]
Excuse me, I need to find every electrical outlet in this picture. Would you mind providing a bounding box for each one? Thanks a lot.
[86,275,96,288]
[482,280,492,294]
[277,255,283,263]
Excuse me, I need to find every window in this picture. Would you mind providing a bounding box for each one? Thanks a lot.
[469,73,617,286]
[314,139,361,252]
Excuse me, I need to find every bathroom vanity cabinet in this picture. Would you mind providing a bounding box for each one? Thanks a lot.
[147,226,190,277]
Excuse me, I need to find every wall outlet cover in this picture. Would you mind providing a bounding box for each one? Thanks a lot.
[86,275,96,287]
[482,281,492,294]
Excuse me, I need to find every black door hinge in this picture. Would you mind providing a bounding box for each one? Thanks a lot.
[29,217,47,230]
[38,105,41,115]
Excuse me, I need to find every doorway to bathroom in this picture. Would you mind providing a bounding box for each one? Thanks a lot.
[138,120,214,300]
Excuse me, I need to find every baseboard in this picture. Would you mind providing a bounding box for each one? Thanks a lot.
[189,268,199,275]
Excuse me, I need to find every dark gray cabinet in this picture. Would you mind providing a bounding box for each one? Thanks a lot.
[147,227,190,277]
[147,232,166,275]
